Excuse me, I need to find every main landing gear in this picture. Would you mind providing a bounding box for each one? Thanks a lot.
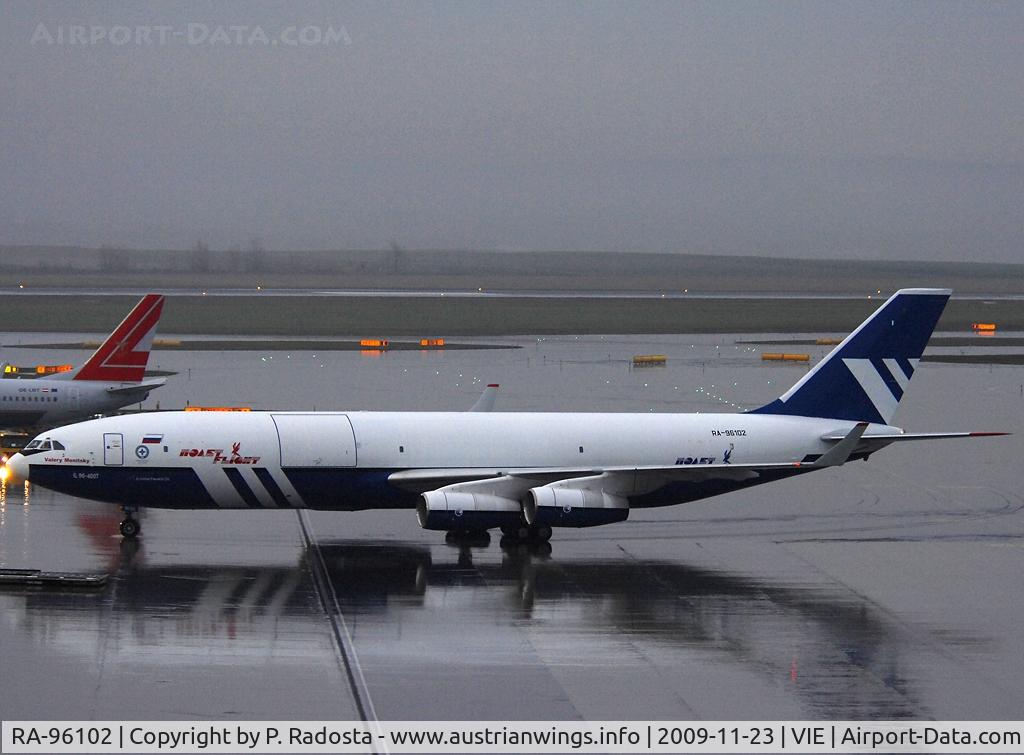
[119,506,141,539]
[500,523,552,543]
[442,524,552,545]
[444,528,491,547]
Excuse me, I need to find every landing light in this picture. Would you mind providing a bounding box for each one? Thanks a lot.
[0,466,9,483]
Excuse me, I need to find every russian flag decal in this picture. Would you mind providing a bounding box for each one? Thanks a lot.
[142,435,163,444]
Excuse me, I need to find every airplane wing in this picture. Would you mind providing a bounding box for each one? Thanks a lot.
[408,458,819,531]
[393,459,804,494]
[105,379,167,395]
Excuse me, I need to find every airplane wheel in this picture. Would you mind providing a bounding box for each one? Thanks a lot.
[445,528,490,545]
[535,525,553,542]
[119,518,140,539]
[500,525,519,537]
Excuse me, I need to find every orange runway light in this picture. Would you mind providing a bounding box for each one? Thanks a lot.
[762,353,809,362]
[632,355,667,366]
[35,364,74,375]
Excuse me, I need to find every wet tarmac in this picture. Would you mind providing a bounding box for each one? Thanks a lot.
[1,328,1022,721]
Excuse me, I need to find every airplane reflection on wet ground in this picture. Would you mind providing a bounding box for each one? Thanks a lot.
[2,531,927,719]
[1,329,1022,721]
[2,488,1019,721]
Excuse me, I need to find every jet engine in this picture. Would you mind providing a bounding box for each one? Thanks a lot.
[417,490,523,531]
[524,484,629,528]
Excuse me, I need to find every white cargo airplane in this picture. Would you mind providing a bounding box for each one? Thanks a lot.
[7,289,1004,540]
[0,294,166,431]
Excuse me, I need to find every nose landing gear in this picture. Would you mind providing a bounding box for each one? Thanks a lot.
[119,506,141,539]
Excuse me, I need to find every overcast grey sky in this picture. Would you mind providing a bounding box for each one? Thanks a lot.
[2,1,1022,261]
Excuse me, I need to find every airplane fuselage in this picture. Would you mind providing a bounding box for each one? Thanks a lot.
[20,410,892,512]
[0,377,155,429]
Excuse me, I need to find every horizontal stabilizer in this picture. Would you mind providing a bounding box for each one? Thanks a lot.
[812,422,868,467]
[821,430,1009,442]
[105,379,166,395]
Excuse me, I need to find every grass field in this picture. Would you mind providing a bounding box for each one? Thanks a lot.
[0,293,1020,337]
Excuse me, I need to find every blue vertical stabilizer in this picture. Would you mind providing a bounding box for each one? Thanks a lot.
[749,288,951,424]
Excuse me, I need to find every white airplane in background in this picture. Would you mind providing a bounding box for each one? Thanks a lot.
[7,289,1004,540]
[0,294,166,432]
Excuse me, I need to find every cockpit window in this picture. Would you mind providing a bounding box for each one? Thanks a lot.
[51,441,66,451]
[24,440,41,450]
[38,441,52,450]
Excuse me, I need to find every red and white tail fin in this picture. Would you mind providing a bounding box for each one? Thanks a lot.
[69,294,165,383]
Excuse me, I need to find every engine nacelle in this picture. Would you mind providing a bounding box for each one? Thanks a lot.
[524,485,629,528]
[417,490,523,531]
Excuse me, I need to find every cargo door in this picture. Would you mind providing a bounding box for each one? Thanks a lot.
[103,433,123,465]
[271,414,357,467]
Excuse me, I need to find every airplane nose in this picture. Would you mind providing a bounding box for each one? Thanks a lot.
[5,452,28,483]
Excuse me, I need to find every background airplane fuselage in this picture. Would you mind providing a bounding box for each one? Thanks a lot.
[22,411,888,511]
[0,378,154,429]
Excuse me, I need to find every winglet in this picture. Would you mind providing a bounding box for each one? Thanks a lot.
[813,422,869,467]
[68,294,165,383]
[469,384,500,412]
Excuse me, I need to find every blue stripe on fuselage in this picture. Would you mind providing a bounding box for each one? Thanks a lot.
[254,467,291,508]
[25,464,414,511]
[26,464,219,509]
[282,467,416,510]
[223,467,262,508]
[25,464,815,513]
